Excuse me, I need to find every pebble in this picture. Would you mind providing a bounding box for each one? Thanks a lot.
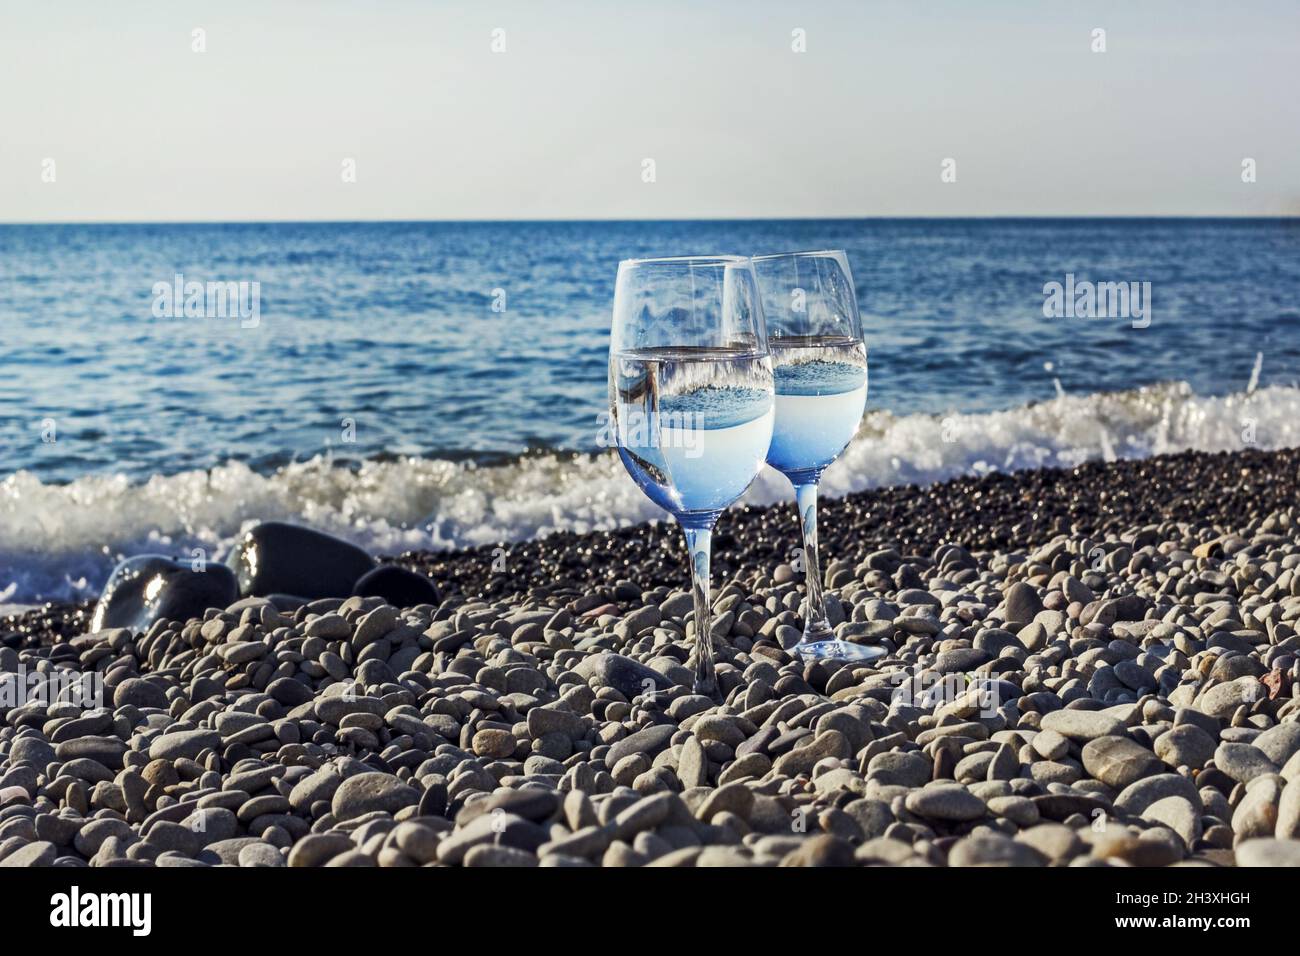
[905,784,987,822]
[472,729,517,759]
[1002,582,1044,624]
[780,834,855,867]
[238,842,285,867]
[1235,838,1300,867]
[1233,777,1283,841]
[149,730,221,762]
[948,833,1046,866]
[1142,796,1203,848]
[1113,773,1201,816]
[0,841,58,867]
[574,653,670,699]
[1031,729,1070,761]
[604,725,676,768]
[1153,724,1217,770]
[1080,736,1163,789]
[987,795,1040,827]
[1253,723,1300,767]
[8,466,1300,869]
[1039,710,1125,742]
[1214,743,1279,784]
[1278,778,1300,840]
[1016,823,1084,862]
[91,554,238,634]
[331,773,419,822]
[867,751,933,788]
[464,845,539,867]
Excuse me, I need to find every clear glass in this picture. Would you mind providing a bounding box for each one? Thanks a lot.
[752,249,883,663]
[609,255,774,696]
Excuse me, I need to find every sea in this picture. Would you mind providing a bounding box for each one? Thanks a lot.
[2,218,1299,604]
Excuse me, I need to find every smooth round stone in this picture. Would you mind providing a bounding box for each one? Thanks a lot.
[1252,723,1300,767]
[932,648,992,674]
[472,729,517,759]
[986,795,1040,827]
[330,773,419,822]
[1278,778,1300,840]
[1194,678,1260,720]
[1040,710,1125,742]
[9,737,57,768]
[1113,773,1200,815]
[602,724,676,768]
[1091,831,1183,867]
[226,521,376,599]
[1235,837,1300,867]
[905,784,987,822]
[1142,796,1203,848]
[1213,743,1279,784]
[948,833,1047,866]
[91,554,238,633]
[238,842,285,867]
[1081,736,1162,788]
[1002,582,1044,624]
[352,565,440,608]
[1231,777,1282,840]
[1153,724,1216,769]
[867,751,933,788]
[780,834,856,867]
[463,845,539,867]
[0,841,58,867]
[1031,729,1070,761]
[113,678,169,711]
[149,730,221,762]
[287,833,354,867]
[525,706,586,741]
[573,653,670,700]
[1015,823,1085,862]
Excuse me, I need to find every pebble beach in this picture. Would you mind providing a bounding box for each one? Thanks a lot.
[4,446,1300,868]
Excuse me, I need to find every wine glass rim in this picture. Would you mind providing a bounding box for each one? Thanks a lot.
[751,248,847,261]
[618,254,750,267]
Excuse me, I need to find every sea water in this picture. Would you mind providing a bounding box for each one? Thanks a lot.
[4,219,1299,602]
[610,347,774,521]
[766,336,868,479]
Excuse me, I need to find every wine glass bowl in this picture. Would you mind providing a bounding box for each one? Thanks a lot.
[609,256,774,696]
[752,250,882,663]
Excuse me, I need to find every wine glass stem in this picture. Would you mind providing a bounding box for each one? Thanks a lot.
[682,521,718,698]
[795,481,832,641]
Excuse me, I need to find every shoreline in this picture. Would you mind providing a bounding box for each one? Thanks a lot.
[2,445,1300,867]
[7,377,1300,608]
[10,444,1300,643]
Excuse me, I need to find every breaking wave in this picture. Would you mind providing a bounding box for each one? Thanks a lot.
[4,381,1299,605]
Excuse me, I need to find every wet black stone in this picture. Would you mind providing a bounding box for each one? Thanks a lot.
[91,555,238,634]
[582,652,671,700]
[353,565,441,608]
[418,780,448,818]
[225,521,377,599]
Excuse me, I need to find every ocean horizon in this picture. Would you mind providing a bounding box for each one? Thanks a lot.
[3,217,1299,603]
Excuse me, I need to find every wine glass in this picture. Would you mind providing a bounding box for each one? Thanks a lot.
[752,250,882,662]
[609,255,774,697]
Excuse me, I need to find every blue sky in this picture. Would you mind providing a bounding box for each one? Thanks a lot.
[1,0,1296,220]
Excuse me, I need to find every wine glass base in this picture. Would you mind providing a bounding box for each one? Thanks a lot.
[791,640,888,663]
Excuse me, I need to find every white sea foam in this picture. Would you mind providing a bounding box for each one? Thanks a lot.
[4,382,1299,604]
